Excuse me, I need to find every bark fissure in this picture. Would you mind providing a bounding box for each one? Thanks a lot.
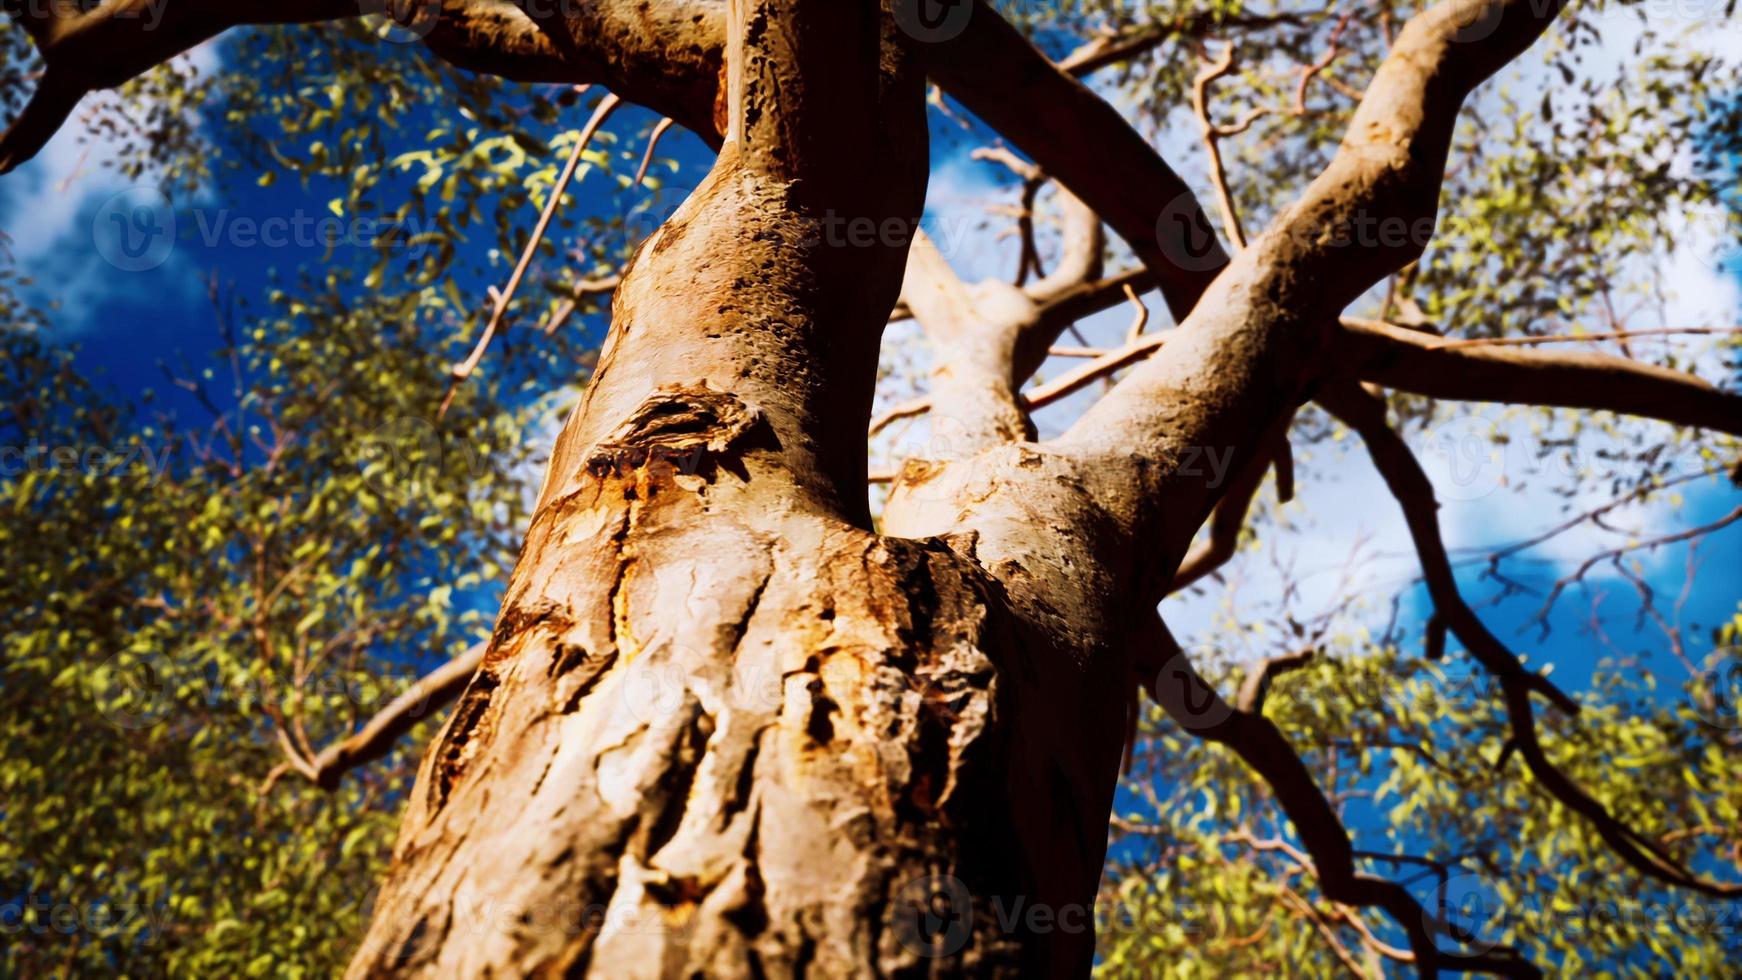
[22,0,1731,974]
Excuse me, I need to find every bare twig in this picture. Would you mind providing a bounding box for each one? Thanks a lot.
[440,91,622,417]
[261,643,487,794]
[633,116,675,188]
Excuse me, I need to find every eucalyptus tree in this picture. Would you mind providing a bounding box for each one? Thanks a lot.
[2,0,1739,977]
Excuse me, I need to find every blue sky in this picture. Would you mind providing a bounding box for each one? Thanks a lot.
[2,23,1736,706]
[0,15,1738,973]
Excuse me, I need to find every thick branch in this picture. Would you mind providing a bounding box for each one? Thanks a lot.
[898,230,1034,453]
[1235,647,1315,714]
[1168,442,1270,593]
[3,0,1230,348]
[1,0,360,171]
[1022,186,1105,305]
[1339,318,1742,436]
[926,2,1228,321]
[1058,0,1572,598]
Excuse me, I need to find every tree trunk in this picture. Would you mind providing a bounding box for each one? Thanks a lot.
[346,462,1128,976]
[340,0,1596,973]
[347,2,1132,975]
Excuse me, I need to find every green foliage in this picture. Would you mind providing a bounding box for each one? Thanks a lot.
[0,277,556,974]
[1101,648,1742,976]
[0,0,1738,975]
[215,23,668,324]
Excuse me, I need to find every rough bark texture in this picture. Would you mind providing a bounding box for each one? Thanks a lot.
[339,1,1599,975]
[351,460,1120,975]
[347,2,1127,975]
[21,0,1737,974]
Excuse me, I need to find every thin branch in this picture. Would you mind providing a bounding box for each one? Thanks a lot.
[1295,11,1355,115]
[1191,43,1252,251]
[1123,284,1150,344]
[1022,334,1165,412]
[633,116,675,188]
[869,396,932,437]
[1168,415,1296,594]
[264,643,487,793]
[1319,382,1742,898]
[972,146,1046,285]
[1425,327,1741,349]
[440,91,621,417]
[1480,466,1723,567]
[1237,647,1316,714]
[540,274,624,335]
[1533,506,1742,627]
[1055,11,1311,77]
[1022,186,1106,304]
[1145,618,1540,977]
[928,3,1228,321]
[1169,444,1269,593]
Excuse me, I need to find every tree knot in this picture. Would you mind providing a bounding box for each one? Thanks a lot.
[586,383,766,481]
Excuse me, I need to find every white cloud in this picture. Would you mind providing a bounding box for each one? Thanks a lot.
[0,44,222,332]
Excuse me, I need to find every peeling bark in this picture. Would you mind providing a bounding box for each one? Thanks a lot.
[21,0,1727,973]
[348,3,1128,975]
